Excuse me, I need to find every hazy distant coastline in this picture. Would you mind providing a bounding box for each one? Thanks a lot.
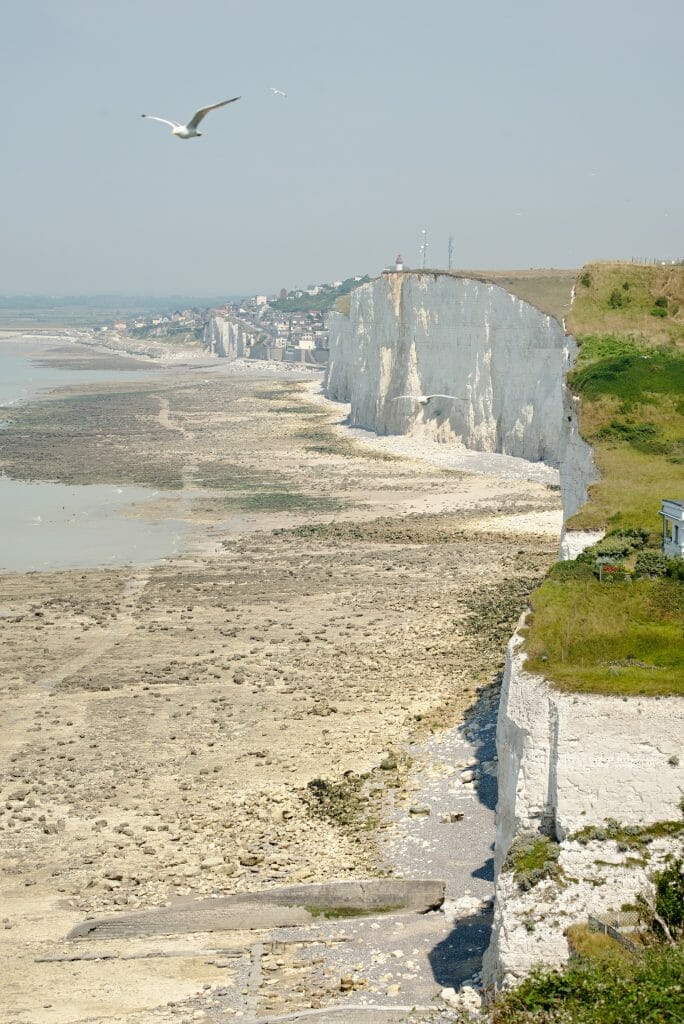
[0,294,242,331]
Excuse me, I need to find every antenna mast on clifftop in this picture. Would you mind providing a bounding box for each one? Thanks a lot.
[448,235,454,270]
[420,228,428,269]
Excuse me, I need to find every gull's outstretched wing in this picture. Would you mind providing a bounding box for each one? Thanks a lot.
[186,97,240,130]
[390,395,419,402]
[141,114,180,129]
[425,394,466,401]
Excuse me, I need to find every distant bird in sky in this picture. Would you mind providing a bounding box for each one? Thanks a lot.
[141,97,240,139]
[269,86,287,97]
[391,394,467,406]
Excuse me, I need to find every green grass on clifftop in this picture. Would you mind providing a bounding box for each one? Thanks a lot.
[405,268,578,320]
[522,261,684,697]
[523,573,684,695]
[568,261,684,346]
[565,263,684,533]
[567,332,684,533]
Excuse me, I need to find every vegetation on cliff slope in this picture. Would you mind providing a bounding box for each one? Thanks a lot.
[271,276,370,314]
[566,262,684,533]
[491,942,684,1024]
[568,261,684,346]
[523,571,684,695]
[492,858,684,1023]
[523,261,684,696]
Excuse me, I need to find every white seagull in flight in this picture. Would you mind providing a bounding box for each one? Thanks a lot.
[391,394,466,406]
[141,97,240,139]
[269,87,287,97]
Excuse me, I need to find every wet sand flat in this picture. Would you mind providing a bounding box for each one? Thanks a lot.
[0,363,561,1021]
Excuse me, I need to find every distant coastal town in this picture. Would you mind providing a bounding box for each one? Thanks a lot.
[92,275,370,364]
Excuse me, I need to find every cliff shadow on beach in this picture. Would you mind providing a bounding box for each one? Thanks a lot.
[425,678,502,990]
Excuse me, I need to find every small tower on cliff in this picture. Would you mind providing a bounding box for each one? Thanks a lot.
[395,253,404,272]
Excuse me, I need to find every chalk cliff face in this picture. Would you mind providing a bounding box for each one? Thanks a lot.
[203,313,251,360]
[493,627,684,861]
[482,626,684,988]
[327,272,597,522]
[326,271,684,991]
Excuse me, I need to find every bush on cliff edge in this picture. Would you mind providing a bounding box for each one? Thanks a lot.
[491,942,684,1024]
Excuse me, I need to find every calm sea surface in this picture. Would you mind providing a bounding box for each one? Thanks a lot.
[0,336,161,408]
[0,334,187,571]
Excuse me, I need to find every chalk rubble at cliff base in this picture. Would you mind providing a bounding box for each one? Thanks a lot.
[482,626,684,989]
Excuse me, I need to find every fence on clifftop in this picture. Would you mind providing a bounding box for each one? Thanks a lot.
[588,912,641,955]
[631,257,684,266]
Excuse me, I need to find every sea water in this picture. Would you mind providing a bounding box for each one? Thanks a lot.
[0,335,187,571]
[0,336,153,408]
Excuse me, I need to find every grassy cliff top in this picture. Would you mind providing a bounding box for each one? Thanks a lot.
[567,261,684,347]
[525,260,684,697]
[445,268,578,320]
[567,262,684,532]
[377,267,578,321]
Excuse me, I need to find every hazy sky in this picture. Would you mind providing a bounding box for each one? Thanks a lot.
[2,0,682,296]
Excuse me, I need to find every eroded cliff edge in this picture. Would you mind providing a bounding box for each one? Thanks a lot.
[327,271,597,524]
[481,626,684,988]
[326,270,683,992]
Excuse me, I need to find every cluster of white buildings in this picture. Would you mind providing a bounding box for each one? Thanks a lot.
[97,308,206,338]
[214,277,367,359]
[95,275,369,363]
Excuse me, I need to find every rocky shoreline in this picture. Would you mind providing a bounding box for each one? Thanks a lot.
[0,353,562,1021]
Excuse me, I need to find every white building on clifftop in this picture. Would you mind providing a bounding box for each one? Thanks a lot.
[661,499,684,558]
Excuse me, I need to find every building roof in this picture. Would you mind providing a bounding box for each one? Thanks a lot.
[661,499,684,518]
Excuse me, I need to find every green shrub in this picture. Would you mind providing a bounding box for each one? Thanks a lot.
[652,858,684,941]
[569,348,684,407]
[575,334,643,364]
[491,944,684,1023]
[580,272,592,287]
[594,420,668,455]
[548,558,595,582]
[654,296,668,308]
[608,288,626,309]
[651,305,668,318]
[666,559,684,582]
[596,538,634,559]
[634,551,670,578]
[503,832,561,892]
[571,817,684,849]
[612,527,651,548]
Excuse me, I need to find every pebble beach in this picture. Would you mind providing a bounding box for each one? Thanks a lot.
[0,343,562,1021]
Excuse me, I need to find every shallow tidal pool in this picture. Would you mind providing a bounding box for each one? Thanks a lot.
[0,477,186,571]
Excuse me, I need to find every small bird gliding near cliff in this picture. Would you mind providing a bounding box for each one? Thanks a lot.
[141,97,241,139]
[391,394,467,406]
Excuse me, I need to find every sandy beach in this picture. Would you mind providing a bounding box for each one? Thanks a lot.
[0,352,562,1022]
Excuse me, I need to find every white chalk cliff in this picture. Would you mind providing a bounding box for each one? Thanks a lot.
[203,313,253,360]
[327,272,597,523]
[482,626,684,988]
[325,271,684,989]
